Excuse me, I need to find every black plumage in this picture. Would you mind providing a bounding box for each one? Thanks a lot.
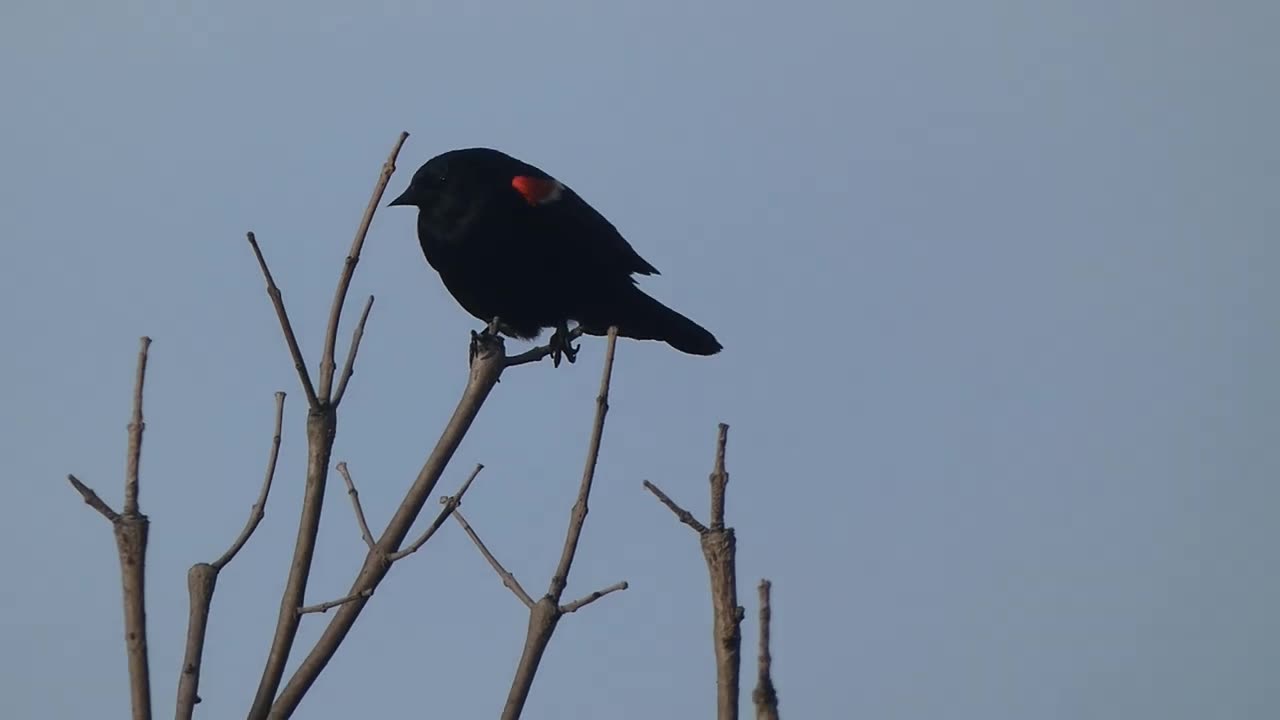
[388,148,722,359]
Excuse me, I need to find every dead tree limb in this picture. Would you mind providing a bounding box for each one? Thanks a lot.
[175,391,286,720]
[453,510,536,609]
[336,462,376,551]
[752,579,780,720]
[644,424,743,720]
[497,327,629,720]
[64,336,155,720]
[268,336,508,718]
[248,131,408,720]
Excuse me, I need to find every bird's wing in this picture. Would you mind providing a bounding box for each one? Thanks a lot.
[511,173,661,279]
[557,185,661,278]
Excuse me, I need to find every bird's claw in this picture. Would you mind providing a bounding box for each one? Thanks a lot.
[549,325,580,368]
[469,318,505,368]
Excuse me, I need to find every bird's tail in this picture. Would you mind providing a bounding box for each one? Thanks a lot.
[586,287,722,356]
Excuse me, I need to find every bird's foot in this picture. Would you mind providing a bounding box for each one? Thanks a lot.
[549,323,580,368]
[469,317,505,367]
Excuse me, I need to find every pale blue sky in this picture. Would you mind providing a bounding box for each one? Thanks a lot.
[2,1,1277,718]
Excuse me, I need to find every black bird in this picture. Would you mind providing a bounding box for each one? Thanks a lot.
[388,147,722,362]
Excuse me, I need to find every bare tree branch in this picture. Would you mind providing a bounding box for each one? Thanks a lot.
[124,336,151,515]
[176,392,287,720]
[177,564,215,719]
[317,132,409,402]
[248,133,409,720]
[299,589,374,615]
[548,326,618,599]
[66,474,120,523]
[709,423,729,530]
[65,336,154,720]
[642,480,708,533]
[213,391,286,570]
[452,509,535,609]
[332,294,374,406]
[645,423,742,720]
[560,581,629,614]
[245,232,321,411]
[501,327,625,720]
[387,463,484,562]
[269,336,509,718]
[336,462,376,551]
[752,579,780,720]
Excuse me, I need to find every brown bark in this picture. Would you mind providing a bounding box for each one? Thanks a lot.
[65,336,155,720]
[644,424,745,720]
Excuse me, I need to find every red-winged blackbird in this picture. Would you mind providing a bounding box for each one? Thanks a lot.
[388,148,722,361]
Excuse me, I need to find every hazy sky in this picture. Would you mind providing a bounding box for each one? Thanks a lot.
[2,1,1277,718]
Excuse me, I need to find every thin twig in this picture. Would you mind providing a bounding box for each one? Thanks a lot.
[124,336,151,515]
[245,232,321,410]
[270,336,508,718]
[298,589,374,615]
[752,579,780,720]
[332,295,374,406]
[336,462,376,551]
[213,391,286,570]
[452,509,535,608]
[548,326,618,599]
[502,327,623,720]
[642,480,709,534]
[66,474,120,522]
[504,327,585,368]
[177,392,287,720]
[387,463,485,561]
[249,133,409,720]
[560,581,629,614]
[317,132,409,401]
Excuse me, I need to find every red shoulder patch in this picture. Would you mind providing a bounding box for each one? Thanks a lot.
[511,175,564,206]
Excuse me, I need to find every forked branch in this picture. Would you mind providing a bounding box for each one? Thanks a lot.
[268,336,508,718]
[645,424,743,720]
[248,132,409,720]
[64,336,154,720]
[176,392,286,720]
[497,327,629,720]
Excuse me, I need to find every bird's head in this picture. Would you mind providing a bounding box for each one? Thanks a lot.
[388,147,533,210]
[388,147,563,215]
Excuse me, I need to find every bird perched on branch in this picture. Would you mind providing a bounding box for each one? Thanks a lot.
[388,147,722,365]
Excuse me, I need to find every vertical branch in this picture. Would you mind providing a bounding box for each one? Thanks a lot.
[65,336,155,720]
[548,326,618,599]
[709,423,728,530]
[752,579,780,720]
[248,406,336,719]
[703,424,740,720]
[643,423,743,720]
[123,337,150,515]
[248,132,408,720]
[702,525,741,720]
[501,328,623,720]
[118,337,153,720]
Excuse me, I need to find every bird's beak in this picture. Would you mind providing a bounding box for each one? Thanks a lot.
[387,188,412,207]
